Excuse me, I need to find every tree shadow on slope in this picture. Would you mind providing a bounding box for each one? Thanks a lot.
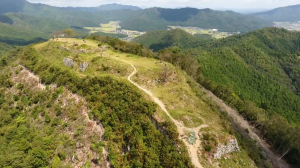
[0,14,14,24]
[0,36,47,46]
[157,7,199,22]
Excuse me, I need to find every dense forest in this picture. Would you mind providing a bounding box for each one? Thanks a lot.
[133,29,209,51]
[11,43,194,167]
[129,27,300,166]
[0,67,79,167]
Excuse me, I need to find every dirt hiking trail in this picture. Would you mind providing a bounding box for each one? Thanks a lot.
[128,65,208,168]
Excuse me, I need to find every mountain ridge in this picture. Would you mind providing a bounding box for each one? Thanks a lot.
[97,7,273,32]
[60,3,141,12]
[253,4,300,22]
[0,0,107,27]
[0,0,273,33]
[136,27,300,166]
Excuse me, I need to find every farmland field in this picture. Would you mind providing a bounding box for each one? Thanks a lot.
[84,21,145,40]
[169,26,239,39]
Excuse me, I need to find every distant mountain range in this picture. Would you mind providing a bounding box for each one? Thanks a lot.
[0,0,107,27]
[61,3,141,12]
[0,13,88,45]
[0,0,280,45]
[97,7,273,33]
[0,0,273,33]
[253,4,300,22]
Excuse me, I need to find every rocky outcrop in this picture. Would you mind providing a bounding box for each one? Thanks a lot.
[214,139,240,159]
[79,62,89,72]
[63,58,74,68]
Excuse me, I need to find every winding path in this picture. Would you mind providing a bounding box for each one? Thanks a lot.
[128,65,208,168]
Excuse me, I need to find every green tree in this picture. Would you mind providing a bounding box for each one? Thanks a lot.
[63,29,75,38]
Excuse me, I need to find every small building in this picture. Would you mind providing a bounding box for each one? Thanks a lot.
[212,29,218,34]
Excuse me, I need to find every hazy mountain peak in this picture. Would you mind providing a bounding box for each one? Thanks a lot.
[253,4,300,22]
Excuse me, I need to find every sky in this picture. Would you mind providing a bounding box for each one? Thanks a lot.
[26,0,300,10]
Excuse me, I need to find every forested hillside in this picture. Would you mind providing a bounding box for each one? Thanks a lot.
[0,0,107,27]
[197,28,300,102]
[195,28,300,166]
[96,7,273,32]
[253,4,300,22]
[0,40,195,167]
[0,0,299,167]
[133,29,208,51]
[135,27,300,166]
[0,33,275,167]
[0,13,87,45]
[0,66,109,167]
[0,42,15,57]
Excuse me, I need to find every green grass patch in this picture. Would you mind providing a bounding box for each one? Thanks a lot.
[170,110,203,127]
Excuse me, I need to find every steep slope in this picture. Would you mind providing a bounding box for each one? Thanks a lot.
[253,4,300,22]
[15,39,195,167]
[139,27,300,166]
[0,36,264,167]
[92,35,289,167]
[198,28,300,100]
[0,65,110,167]
[61,3,141,12]
[0,0,107,27]
[137,28,300,103]
[97,7,273,33]
[0,42,15,57]
[0,13,88,45]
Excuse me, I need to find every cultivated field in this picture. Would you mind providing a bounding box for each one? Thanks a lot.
[169,26,239,39]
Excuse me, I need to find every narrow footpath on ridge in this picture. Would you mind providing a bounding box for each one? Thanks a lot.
[128,64,289,168]
[128,65,208,168]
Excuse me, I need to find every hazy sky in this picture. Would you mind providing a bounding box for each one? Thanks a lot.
[26,0,299,10]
